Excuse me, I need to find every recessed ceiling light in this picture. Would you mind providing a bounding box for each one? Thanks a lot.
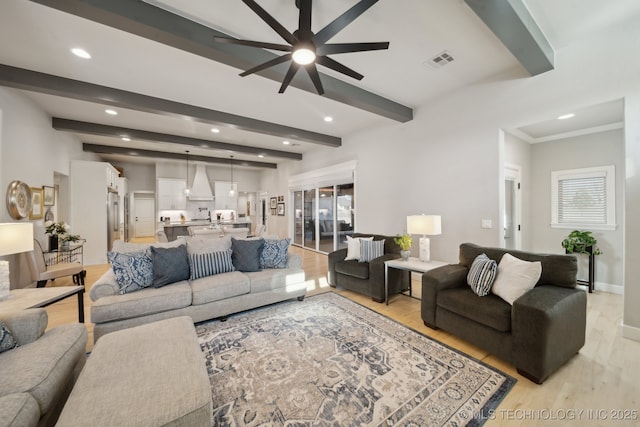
[324,116,333,122]
[258,154,265,158]
[121,137,130,141]
[211,128,220,133]
[71,48,91,59]
[282,140,291,145]
[557,113,575,120]
[105,109,118,115]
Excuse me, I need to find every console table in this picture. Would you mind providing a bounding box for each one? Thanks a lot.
[0,286,85,323]
[384,257,448,305]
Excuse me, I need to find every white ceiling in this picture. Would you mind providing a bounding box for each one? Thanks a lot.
[1,0,639,168]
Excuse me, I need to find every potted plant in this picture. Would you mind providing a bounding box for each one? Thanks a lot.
[44,221,69,251]
[561,230,602,255]
[60,234,82,250]
[394,234,413,261]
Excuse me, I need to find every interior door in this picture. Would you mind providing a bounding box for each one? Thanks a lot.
[133,197,155,238]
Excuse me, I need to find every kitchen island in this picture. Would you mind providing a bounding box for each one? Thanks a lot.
[162,220,251,241]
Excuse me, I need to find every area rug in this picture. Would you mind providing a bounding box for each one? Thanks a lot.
[197,292,515,426]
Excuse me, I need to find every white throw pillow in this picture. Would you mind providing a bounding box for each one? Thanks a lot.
[344,236,373,261]
[491,253,542,305]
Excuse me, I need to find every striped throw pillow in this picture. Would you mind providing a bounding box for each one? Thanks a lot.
[359,239,385,263]
[467,253,497,296]
[189,249,235,280]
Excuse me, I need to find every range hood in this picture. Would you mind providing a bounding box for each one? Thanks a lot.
[188,164,214,201]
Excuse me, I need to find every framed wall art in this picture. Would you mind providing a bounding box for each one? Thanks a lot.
[277,202,285,216]
[43,185,55,206]
[270,197,277,209]
[29,187,44,220]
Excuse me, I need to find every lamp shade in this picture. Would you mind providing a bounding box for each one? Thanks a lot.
[0,222,34,256]
[407,215,442,236]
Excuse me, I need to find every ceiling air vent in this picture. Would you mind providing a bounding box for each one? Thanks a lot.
[424,51,455,69]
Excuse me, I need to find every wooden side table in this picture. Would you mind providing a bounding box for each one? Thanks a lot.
[384,257,448,305]
[0,286,85,323]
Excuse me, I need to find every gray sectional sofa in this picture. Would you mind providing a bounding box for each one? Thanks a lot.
[421,243,587,384]
[0,308,87,427]
[90,237,306,342]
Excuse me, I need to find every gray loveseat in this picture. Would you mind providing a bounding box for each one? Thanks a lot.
[328,233,409,302]
[421,243,587,384]
[90,237,306,342]
[0,309,87,427]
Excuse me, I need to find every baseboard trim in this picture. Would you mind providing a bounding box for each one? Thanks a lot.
[594,281,623,294]
[621,322,640,343]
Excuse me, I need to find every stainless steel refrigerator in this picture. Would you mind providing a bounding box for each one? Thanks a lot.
[107,189,120,251]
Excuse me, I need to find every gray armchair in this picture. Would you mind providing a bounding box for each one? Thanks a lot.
[328,233,409,302]
[0,309,87,426]
[421,243,587,384]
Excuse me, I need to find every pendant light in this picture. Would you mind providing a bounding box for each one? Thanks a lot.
[228,155,235,197]
[184,150,192,196]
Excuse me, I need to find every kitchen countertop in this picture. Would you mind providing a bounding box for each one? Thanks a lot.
[162,220,251,227]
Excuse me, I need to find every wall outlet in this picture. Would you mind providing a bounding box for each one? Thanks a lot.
[481,219,493,229]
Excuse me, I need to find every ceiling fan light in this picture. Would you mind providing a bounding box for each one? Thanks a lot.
[292,48,316,65]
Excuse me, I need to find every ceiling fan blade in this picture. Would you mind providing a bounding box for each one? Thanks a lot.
[313,0,379,45]
[317,42,389,56]
[298,0,313,37]
[242,0,296,45]
[305,63,325,95]
[213,37,292,52]
[316,56,363,81]
[240,54,292,77]
[279,62,301,93]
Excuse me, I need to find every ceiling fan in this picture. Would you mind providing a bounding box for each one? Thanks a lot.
[213,0,389,95]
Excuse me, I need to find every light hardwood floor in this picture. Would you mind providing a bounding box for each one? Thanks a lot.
[42,244,639,426]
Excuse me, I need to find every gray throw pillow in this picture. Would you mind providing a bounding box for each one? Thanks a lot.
[467,253,497,296]
[150,244,190,288]
[0,321,19,354]
[231,237,265,272]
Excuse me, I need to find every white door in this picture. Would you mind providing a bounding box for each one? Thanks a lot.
[134,197,155,238]
[503,165,521,250]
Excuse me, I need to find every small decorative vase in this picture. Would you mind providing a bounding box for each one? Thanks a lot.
[400,250,411,261]
[61,241,70,250]
[49,235,58,251]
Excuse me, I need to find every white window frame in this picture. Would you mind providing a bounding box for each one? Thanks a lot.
[551,165,616,230]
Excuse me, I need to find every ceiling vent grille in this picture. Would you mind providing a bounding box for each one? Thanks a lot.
[424,51,455,69]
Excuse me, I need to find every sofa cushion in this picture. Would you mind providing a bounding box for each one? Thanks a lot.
[438,287,512,332]
[190,271,250,305]
[492,253,542,304]
[260,238,290,269]
[0,393,40,427]
[335,260,369,280]
[91,282,192,323]
[0,324,87,414]
[231,238,264,272]
[344,235,373,261]
[1,321,18,353]
[467,254,497,296]
[185,235,232,255]
[359,239,384,263]
[111,239,183,254]
[189,249,235,280]
[107,251,154,294]
[150,244,190,288]
[245,268,306,293]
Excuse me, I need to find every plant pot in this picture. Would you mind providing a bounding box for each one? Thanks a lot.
[49,235,58,251]
[400,250,411,261]
[61,241,70,250]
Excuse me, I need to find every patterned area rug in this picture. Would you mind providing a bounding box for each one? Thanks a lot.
[197,292,515,426]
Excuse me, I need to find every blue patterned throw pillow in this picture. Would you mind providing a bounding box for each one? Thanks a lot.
[359,239,385,263]
[260,238,290,269]
[107,250,154,294]
[189,250,235,280]
[0,321,18,354]
[467,253,497,296]
[231,238,265,272]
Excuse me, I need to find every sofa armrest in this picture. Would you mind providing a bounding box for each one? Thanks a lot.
[286,253,303,269]
[0,308,48,345]
[512,285,587,383]
[89,269,119,301]
[327,248,348,286]
[420,264,468,328]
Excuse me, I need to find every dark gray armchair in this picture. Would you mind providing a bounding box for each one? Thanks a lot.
[421,243,587,384]
[328,233,409,302]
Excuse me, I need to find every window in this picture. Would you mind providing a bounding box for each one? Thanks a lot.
[551,166,616,230]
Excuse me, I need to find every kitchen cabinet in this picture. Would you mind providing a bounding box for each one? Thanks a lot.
[106,166,119,191]
[214,181,237,210]
[157,179,187,210]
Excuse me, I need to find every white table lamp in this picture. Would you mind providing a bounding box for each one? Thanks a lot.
[0,223,34,300]
[407,215,441,262]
